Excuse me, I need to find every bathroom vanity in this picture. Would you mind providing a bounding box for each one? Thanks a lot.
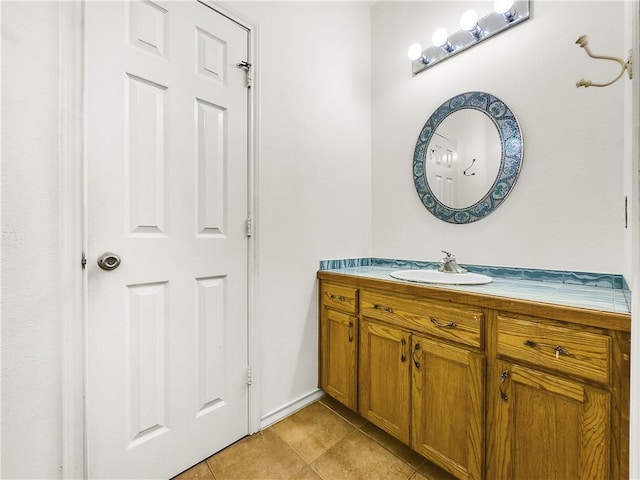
[317,264,630,480]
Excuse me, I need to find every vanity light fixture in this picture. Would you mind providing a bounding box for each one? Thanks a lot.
[408,0,530,75]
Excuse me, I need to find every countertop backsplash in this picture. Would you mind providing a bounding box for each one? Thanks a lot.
[319,258,631,314]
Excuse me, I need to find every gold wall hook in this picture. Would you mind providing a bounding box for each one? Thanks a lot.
[575,35,633,88]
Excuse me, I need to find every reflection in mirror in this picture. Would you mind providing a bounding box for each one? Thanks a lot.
[413,92,523,224]
[426,109,500,208]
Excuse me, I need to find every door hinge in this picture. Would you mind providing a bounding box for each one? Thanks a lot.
[246,217,253,237]
[237,61,253,88]
[81,252,87,270]
[246,365,253,386]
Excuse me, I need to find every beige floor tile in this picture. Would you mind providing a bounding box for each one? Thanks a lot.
[289,465,323,480]
[179,401,451,480]
[271,401,355,463]
[206,429,306,480]
[318,396,368,428]
[410,472,430,480]
[172,461,215,480]
[311,430,415,480]
[359,422,426,469]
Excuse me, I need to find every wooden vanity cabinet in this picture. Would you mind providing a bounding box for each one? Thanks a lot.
[358,320,486,479]
[359,318,411,443]
[490,360,611,480]
[358,290,485,479]
[411,334,485,480]
[317,272,630,480]
[487,312,624,480]
[318,281,359,410]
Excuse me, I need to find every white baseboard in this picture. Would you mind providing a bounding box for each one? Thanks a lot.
[259,389,325,430]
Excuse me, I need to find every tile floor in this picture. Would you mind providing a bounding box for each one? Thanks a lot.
[172,396,456,480]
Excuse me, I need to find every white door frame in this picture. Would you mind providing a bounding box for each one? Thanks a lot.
[58,2,260,478]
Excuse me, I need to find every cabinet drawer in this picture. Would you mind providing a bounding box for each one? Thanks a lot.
[321,282,358,314]
[497,315,611,384]
[361,290,483,348]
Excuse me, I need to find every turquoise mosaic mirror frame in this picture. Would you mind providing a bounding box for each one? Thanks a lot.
[413,92,523,224]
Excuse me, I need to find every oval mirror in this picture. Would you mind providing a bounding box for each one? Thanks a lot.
[413,92,523,224]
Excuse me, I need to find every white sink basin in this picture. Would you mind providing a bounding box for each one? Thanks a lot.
[390,269,492,285]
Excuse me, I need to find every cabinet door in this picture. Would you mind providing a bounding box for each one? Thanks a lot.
[320,308,358,410]
[411,335,484,480]
[492,362,611,480]
[359,319,411,443]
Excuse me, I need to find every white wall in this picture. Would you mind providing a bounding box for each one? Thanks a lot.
[371,1,626,274]
[1,2,63,478]
[229,1,372,422]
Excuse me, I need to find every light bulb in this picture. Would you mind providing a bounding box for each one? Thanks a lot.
[460,9,484,39]
[494,0,514,14]
[432,28,455,52]
[459,10,478,31]
[494,0,517,20]
[431,28,449,48]
[407,43,424,61]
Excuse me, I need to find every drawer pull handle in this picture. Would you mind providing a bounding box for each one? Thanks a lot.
[401,338,407,362]
[373,304,394,313]
[348,321,354,342]
[430,317,457,328]
[524,340,570,359]
[412,342,421,369]
[499,369,510,402]
[328,294,347,302]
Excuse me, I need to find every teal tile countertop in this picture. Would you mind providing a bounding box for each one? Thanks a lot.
[319,258,631,315]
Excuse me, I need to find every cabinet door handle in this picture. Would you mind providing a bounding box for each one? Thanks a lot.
[430,317,457,328]
[401,338,407,362]
[412,342,421,369]
[524,339,570,359]
[499,369,510,402]
[373,304,394,313]
[348,321,354,342]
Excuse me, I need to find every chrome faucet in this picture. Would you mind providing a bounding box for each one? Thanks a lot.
[438,250,467,274]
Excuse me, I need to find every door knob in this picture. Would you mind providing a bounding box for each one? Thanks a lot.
[97,252,121,271]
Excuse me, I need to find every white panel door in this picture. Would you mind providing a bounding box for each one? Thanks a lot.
[85,2,250,478]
